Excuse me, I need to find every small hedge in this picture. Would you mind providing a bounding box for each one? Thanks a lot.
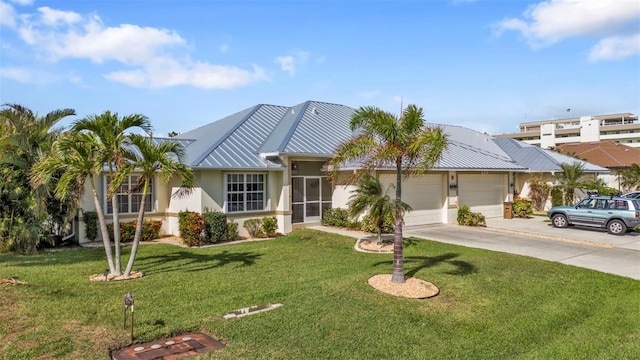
[227,221,239,241]
[513,199,533,218]
[107,220,162,242]
[203,211,228,243]
[360,212,395,234]
[83,211,99,241]
[551,186,563,207]
[457,205,486,226]
[243,218,264,238]
[261,217,278,237]
[179,211,205,246]
[322,208,350,227]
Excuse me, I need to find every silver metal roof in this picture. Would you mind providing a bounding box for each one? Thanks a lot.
[170,100,608,173]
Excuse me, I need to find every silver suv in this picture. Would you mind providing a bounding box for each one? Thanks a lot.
[548,196,640,235]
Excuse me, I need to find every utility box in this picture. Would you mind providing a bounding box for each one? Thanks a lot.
[503,202,513,219]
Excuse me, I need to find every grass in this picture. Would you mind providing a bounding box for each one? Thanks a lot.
[1,229,639,360]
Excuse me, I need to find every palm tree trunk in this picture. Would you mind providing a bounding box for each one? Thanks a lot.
[123,181,147,277]
[391,159,405,283]
[91,181,115,274]
[111,195,122,275]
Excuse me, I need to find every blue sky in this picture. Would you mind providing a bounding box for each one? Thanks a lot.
[1,0,639,137]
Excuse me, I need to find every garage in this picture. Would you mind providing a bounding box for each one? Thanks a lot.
[379,173,445,226]
[458,173,506,218]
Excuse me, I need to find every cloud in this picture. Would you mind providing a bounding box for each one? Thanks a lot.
[4,5,268,89]
[9,0,34,5]
[275,50,311,75]
[219,43,229,53]
[589,34,640,62]
[0,66,32,82]
[0,1,17,28]
[494,0,640,60]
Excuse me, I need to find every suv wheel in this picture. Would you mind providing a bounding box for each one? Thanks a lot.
[607,220,627,235]
[552,214,568,228]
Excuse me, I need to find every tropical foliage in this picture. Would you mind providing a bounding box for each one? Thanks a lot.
[555,162,589,205]
[0,104,76,253]
[620,163,640,191]
[348,175,410,243]
[527,175,551,211]
[330,104,447,283]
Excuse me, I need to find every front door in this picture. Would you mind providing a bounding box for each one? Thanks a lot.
[292,176,330,223]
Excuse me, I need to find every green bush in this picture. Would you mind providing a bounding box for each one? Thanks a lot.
[83,211,99,241]
[261,216,278,237]
[551,186,563,207]
[107,220,162,242]
[203,211,228,243]
[243,218,264,238]
[513,199,533,218]
[346,220,361,230]
[322,208,350,227]
[360,212,395,234]
[178,211,205,246]
[227,221,239,241]
[457,205,486,226]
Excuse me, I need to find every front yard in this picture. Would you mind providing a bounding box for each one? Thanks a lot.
[1,229,638,359]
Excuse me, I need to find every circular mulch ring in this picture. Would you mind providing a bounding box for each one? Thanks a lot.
[356,239,393,253]
[89,271,144,282]
[368,274,439,299]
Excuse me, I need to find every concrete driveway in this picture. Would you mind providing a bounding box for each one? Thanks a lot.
[403,216,640,280]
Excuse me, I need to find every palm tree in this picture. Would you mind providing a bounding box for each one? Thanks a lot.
[348,175,411,244]
[72,111,151,275]
[1,104,76,252]
[620,164,640,191]
[31,132,117,273]
[330,105,447,283]
[556,162,588,204]
[114,134,194,277]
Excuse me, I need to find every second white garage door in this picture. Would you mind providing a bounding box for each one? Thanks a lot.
[379,174,444,226]
[458,174,505,218]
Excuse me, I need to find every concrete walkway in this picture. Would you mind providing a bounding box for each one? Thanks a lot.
[312,216,640,280]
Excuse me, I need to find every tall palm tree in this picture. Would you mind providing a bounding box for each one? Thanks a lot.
[72,111,151,275]
[114,134,194,277]
[556,162,587,204]
[31,132,117,273]
[348,175,411,244]
[330,105,447,283]
[620,163,640,191]
[1,104,76,252]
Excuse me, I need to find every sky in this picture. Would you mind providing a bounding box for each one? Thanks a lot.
[1,0,639,137]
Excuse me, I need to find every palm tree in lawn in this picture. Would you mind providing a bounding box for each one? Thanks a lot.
[620,163,640,191]
[556,162,588,204]
[72,111,151,275]
[330,104,447,283]
[31,132,118,273]
[348,175,411,244]
[115,134,194,277]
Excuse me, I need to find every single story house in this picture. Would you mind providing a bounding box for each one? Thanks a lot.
[75,101,609,243]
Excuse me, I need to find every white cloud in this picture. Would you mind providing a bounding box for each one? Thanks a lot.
[0,1,17,28]
[0,66,32,82]
[9,0,34,5]
[275,50,311,75]
[219,43,229,53]
[589,34,640,62]
[4,5,268,89]
[495,0,640,60]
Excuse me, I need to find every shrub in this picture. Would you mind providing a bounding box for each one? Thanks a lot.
[346,220,361,230]
[513,199,533,218]
[528,176,551,211]
[360,212,394,234]
[227,221,239,241]
[107,220,162,242]
[203,211,228,243]
[243,218,264,238]
[261,216,278,237]
[178,211,205,246]
[322,208,350,227]
[551,186,563,207]
[83,211,99,241]
[457,205,486,226]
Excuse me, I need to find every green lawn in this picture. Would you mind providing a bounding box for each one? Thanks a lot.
[1,229,638,360]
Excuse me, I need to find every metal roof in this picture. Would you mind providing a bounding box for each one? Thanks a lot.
[169,100,608,173]
[494,138,609,173]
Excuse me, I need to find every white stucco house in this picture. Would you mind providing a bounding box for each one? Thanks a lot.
[74,100,609,243]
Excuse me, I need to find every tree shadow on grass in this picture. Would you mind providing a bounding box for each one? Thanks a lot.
[372,253,477,277]
[137,250,262,275]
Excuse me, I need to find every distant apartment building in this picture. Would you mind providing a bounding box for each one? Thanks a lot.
[496,113,640,149]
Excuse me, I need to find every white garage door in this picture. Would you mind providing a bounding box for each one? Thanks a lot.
[458,174,505,218]
[379,174,444,226]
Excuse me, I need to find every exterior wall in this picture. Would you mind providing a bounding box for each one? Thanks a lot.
[580,117,600,142]
[540,123,556,149]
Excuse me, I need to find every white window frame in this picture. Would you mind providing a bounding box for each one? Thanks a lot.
[103,174,154,214]
[224,173,266,213]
